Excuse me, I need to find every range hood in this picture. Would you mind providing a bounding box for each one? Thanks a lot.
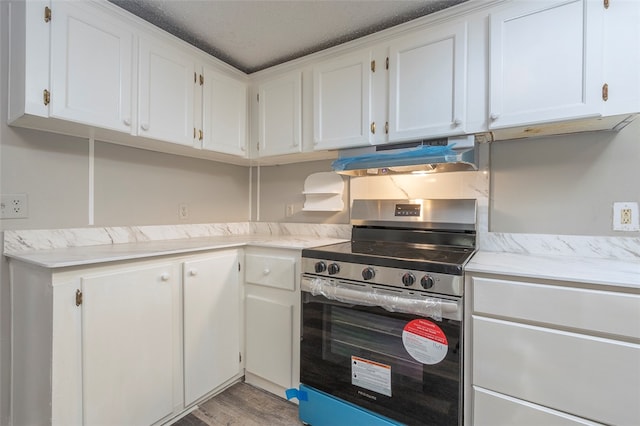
[332,135,477,176]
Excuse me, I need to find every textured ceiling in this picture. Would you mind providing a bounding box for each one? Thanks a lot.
[108,0,468,74]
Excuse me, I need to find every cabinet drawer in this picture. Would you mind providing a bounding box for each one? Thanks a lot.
[472,276,640,339]
[473,387,601,426]
[473,317,640,425]
[245,254,297,291]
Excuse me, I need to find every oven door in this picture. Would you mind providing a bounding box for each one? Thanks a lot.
[300,275,462,426]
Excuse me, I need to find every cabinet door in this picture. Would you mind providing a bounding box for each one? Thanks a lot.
[201,65,248,156]
[139,37,195,146]
[50,1,133,132]
[258,72,302,157]
[488,0,603,128]
[388,22,467,141]
[473,316,640,425]
[245,294,294,389]
[81,262,179,426]
[313,50,372,150]
[183,250,241,406]
[244,249,300,396]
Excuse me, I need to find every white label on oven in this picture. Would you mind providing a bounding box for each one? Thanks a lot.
[402,319,448,365]
[351,356,392,397]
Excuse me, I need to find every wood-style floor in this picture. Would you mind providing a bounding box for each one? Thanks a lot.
[172,382,303,426]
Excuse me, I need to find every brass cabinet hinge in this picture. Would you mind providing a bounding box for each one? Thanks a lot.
[371,60,376,73]
[604,0,609,9]
[194,72,197,83]
[256,93,259,102]
[44,6,51,22]
[386,57,389,70]
[385,121,389,134]
[75,289,83,306]
[198,129,203,141]
[238,262,241,272]
[602,83,609,101]
[239,352,242,363]
[256,141,260,151]
[199,74,204,86]
[43,89,50,106]
[193,128,196,139]
[370,121,376,134]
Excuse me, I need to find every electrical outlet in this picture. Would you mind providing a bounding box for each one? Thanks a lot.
[285,204,295,217]
[179,204,189,220]
[1,194,29,219]
[613,202,639,231]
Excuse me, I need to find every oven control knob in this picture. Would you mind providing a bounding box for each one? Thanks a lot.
[401,272,415,287]
[421,275,435,290]
[314,261,327,273]
[362,267,375,280]
[328,263,340,275]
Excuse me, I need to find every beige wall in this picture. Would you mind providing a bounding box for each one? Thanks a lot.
[94,142,249,226]
[490,118,640,236]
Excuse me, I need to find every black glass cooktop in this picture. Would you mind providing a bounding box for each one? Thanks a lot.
[302,240,476,275]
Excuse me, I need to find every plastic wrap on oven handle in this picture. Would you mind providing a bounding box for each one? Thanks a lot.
[304,277,447,321]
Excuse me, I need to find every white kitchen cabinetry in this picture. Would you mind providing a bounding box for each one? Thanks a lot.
[257,71,303,157]
[313,50,372,150]
[199,63,248,156]
[388,21,467,141]
[467,274,640,426]
[488,0,603,129]
[138,36,196,146]
[49,0,134,133]
[8,0,248,161]
[244,248,301,398]
[183,251,242,406]
[80,262,180,425]
[312,20,468,151]
[7,0,50,122]
[10,249,243,426]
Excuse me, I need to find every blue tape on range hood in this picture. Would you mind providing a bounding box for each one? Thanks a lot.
[331,144,476,175]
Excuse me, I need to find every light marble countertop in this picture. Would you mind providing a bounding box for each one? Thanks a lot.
[4,235,347,269]
[467,251,640,289]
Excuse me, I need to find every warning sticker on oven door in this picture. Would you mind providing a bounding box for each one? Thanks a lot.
[402,319,448,365]
[351,356,392,397]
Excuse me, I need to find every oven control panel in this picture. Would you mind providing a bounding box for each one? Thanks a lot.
[395,203,421,217]
[302,258,463,297]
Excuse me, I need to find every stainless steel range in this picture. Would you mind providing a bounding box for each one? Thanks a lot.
[297,199,476,426]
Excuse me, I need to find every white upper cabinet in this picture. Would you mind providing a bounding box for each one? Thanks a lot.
[138,37,196,146]
[200,65,248,156]
[50,1,134,132]
[388,21,468,141]
[313,50,372,150]
[488,0,604,128]
[258,71,302,157]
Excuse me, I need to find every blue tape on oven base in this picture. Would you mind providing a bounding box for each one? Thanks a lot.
[287,384,404,426]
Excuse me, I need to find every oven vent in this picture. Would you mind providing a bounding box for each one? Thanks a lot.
[332,135,477,176]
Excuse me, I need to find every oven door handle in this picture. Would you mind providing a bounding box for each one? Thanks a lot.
[301,276,461,321]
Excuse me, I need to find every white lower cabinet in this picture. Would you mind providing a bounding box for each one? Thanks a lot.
[10,249,242,426]
[243,247,300,398]
[183,251,242,406]
[467,274,640,426]
[81,262,180,425]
